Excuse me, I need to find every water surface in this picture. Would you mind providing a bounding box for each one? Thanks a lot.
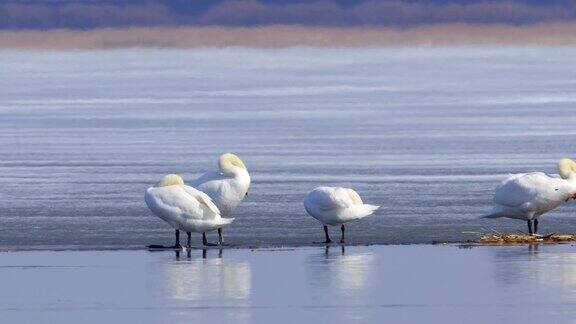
[2,245,576,323]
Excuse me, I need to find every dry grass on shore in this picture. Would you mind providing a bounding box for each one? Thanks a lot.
[479,233,576,244]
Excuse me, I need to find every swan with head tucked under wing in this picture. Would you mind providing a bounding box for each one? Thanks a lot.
[191,153,251,245]
[145,174,234,248]
[304,186,379,243]
[482,158,576,235]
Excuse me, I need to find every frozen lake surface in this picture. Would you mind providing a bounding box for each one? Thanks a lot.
[1,47,576,249]
[3,244,576,323]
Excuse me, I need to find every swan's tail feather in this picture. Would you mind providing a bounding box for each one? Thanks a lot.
[218,217,235,227]
[480,207,505,219]
[363,204,380,217]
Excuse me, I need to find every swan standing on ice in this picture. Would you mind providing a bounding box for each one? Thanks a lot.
[482,158,576,234]
[191,153,251,245]
[145,174,234,247]
[304,187,379,243]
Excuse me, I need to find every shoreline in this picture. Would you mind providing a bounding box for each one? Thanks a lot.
[2,238,575,252]
[2,23,576,50]
[0,242,441,253]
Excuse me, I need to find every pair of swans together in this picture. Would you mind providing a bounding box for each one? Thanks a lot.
[300,158,576,238]
[146,153,576,247]
[145,153,380,247]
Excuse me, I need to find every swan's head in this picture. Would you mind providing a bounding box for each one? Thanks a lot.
[158,174,184,187]
[347,189,364,205]
[219,153,247,173]
[558,158,576,179]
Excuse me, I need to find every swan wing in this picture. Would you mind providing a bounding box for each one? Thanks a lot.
[307,187,352,211]
[494,172,556,207]
[146,186,212,221]
[180,185,221,217]
[191,171,225,196]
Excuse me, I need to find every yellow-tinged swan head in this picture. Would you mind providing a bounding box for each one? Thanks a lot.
[558,158,576,179]
[219,153,247,173]
[158,174,185,187]
[347,189,364,205]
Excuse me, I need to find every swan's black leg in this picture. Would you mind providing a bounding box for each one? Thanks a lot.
[324,225,332,244]
[534,219,539,234]
[186,232,191,248]
[340,224,345,243]
[218,228,229,246]
[174,230,182,248]
[313,226,332,244]
[202,233,217,246]
[527,220,533,235]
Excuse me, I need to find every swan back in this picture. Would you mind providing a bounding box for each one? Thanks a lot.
[145,176,232,233]
[304,187,379,225]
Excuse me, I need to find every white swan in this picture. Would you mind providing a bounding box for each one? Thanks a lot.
[145,174,234,247]
[191,153,251,245]
[304,186,379,243]
[482,158,576,234]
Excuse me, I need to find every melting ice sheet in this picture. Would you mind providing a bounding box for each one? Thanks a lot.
[2,245,576,323]
[2,47,576,248]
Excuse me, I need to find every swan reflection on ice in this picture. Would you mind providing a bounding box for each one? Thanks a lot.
[164,253,251,301]
[494,245,576,301]
[308,246,375,294]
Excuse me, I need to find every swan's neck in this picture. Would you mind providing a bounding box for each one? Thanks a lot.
[218,154,247,176]
[219,162,243,177]
[219,162,250,186]
[566,174,576,184]
[232,167,251,184]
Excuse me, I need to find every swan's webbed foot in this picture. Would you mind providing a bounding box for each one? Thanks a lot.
[147,244,171,249]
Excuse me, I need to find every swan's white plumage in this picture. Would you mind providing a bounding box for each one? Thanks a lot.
[483,172,576,221]
[304,186,379,226]
[145,175,233,233]
[191,153,250,218]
